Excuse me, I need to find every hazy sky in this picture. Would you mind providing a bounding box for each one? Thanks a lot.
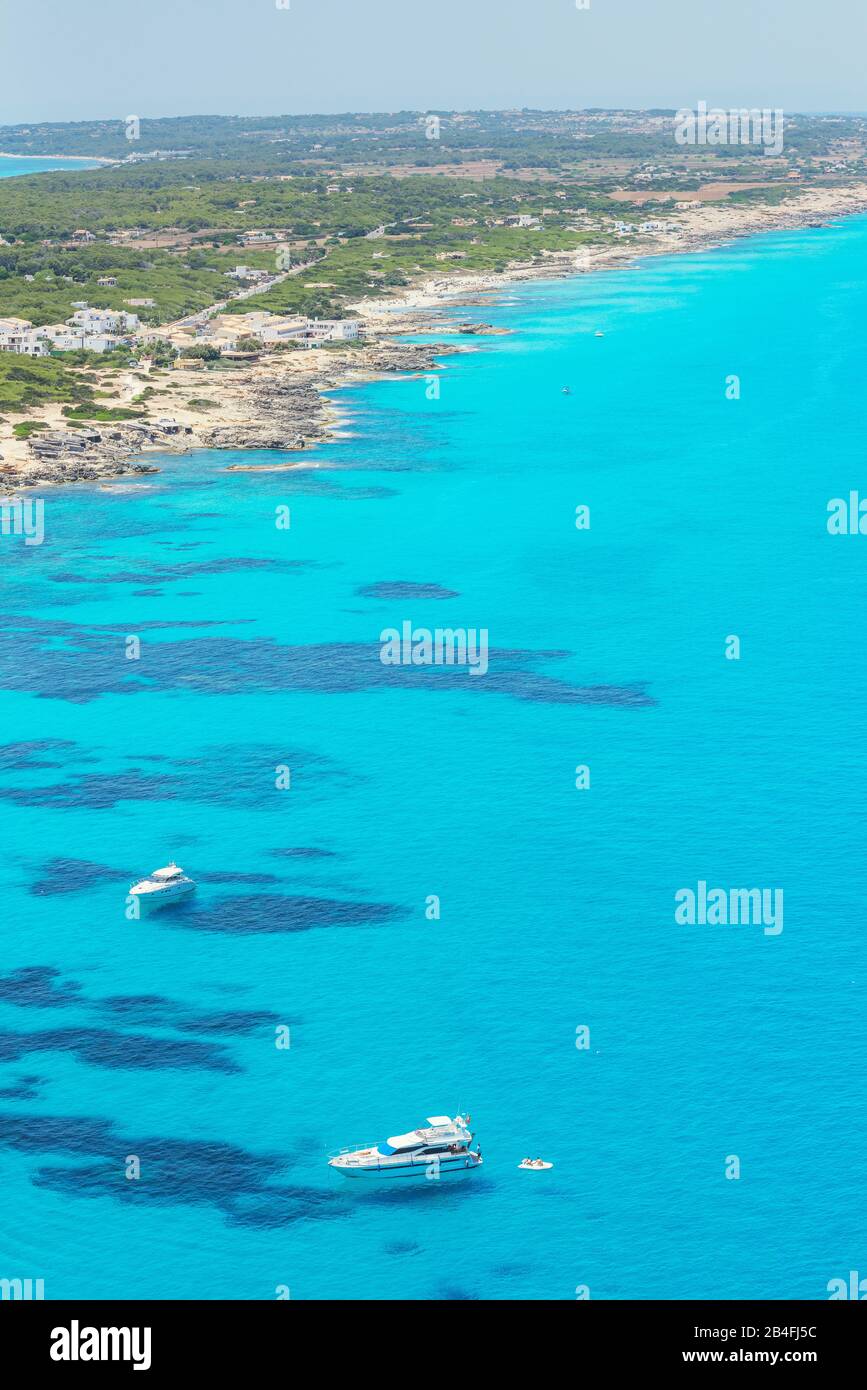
[0,0,864,125]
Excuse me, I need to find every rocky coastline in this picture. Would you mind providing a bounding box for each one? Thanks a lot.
[0,339,466,489]
[4,180,867,492]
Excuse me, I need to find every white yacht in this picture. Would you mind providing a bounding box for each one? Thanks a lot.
[129,863,196,907]
[329,1114,482,1182]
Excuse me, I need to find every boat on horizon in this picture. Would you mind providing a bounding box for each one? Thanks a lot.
[329,1113,482,1181]
[129,862,196,908]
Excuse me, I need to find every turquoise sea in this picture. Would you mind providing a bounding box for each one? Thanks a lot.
[1,208,866,1301]
[0,156,100,177]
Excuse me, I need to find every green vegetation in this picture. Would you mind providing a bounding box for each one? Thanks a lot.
[46,346,136,368]
[0,242,231,326]
[1,110,862,173]
[12,419,48,439]
[0,109,861,418]
[147,342,178,367]
[180,343,221,359]
[0,354,95,413]
[61,404,145,422]
[726,185,797,207]
[0,110,853,335]
[0,159,619,244]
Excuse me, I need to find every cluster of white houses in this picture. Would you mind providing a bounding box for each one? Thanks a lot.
[0,302,361,361]
[152,310,362,355]
[218,311,359,349]
[0,306,140,357]
[613,217,683,237]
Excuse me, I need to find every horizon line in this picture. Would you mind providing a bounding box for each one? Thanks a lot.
[2,106,867,129]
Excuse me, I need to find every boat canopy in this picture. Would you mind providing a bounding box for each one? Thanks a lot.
[386,1118,466,1150]
[152,865,183,880]
[386,1131,426,1151]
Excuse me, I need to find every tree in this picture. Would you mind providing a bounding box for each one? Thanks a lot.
[148,341,178,367]
[180,343,221,360]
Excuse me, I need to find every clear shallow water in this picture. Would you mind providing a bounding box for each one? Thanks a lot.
[0,157,101,177]
[1,217,866,1300]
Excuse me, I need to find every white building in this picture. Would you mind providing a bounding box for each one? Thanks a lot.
[306,319,360,343]
[263,318,360,347]
[0,318,50,357]
[39,329,87,352]
[258,319,309,346]
[70,308,139,334]
[0,307,131,357]
[39,324,121,353]
[225,265,270,282]
[188,310,361,353]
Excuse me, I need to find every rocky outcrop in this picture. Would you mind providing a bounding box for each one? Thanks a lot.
[28,460,158,485]
[199,425,310,451]
[198,377,332,451]
[349,340,464,373]
[457,322,511,335]
[2,338,466,488]
[197,343,462,452]
[20,425,180,485]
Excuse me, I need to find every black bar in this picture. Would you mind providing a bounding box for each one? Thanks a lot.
[1,1299,862,1374]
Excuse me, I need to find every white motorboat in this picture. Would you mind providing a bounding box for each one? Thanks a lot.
[518,1159,553,1170]
[129,863,195,907]
[329,1114,482,1181]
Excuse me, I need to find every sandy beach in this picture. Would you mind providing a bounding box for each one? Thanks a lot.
[0,151,115,163]
[357,182,867,322]
[3,180,867,490]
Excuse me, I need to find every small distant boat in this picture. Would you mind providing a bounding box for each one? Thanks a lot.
[518,1159,553,1170]
[561,386,572,395]
[329,1114,482,1182]
[129,862,195,907]
[595,331,605,338]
